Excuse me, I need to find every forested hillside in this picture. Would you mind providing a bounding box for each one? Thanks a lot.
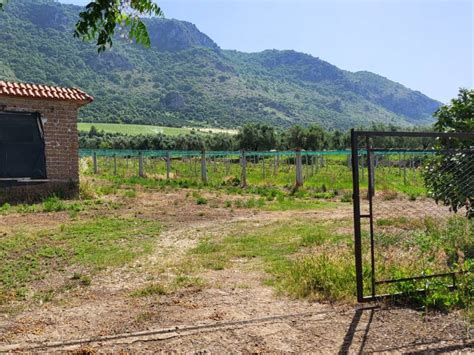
[0,0,441,129]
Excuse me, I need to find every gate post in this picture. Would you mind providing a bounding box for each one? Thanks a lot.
[368,151,375,197]
[351,129,364,303]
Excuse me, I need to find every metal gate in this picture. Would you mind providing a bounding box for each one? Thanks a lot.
[351,129,473,302]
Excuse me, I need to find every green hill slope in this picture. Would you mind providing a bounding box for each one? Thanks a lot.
[0,0,441,129]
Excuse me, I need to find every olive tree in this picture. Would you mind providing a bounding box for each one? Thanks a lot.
[424,88,474,218]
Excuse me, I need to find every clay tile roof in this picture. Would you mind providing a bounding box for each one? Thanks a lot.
[0,80,93,105]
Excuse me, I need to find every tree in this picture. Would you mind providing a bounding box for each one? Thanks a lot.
[0,0,163,52]
[286,125,306,150]
[305,124,327,150]
[423,88,474,218]
[237,123,276,151]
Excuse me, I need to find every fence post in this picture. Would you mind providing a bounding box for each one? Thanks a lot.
[166,151,171,179]
[138,152,144,177]
[295,149,303,187]
[93,152,98,174]
[113,154,117,175]
[240,150,247,187]
[201,150,207,184]
[261,155,265,179]
[273,154,278,175]
[225,158,230,176]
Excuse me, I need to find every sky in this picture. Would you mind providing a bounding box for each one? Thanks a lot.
[60,0,473,103]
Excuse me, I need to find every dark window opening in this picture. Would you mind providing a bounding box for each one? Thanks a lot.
[0,112,47,183]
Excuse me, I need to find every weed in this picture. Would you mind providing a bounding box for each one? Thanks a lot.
[381,190,398,201]
[16,204,39,213]
[196,196,208,205]
[71,273,92,286]
[97,185,118,196]
[131,283,167,297]
[34,289,55,303]
[278,252,355,302]
[68,210,79,219]
[314,192,335,199]
[43,196,66,212]
[135,311,154,323]
[408,193,418,201]
[340,192,352,203]
[123,189,137,198]
[0,203,11,215]
[38,246,65,258]
[243,197,257,208]
[173,275,205,289]
[79,180,97,200]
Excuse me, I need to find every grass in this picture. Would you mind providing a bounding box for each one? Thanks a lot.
[185,220,355,300]
[0,196,86,215]
[78,122,237,136]
[42,195,67,212]
[184,215,473,318]
[80,154,427,200]
[196,196,208,205]
[0,217,161,304]
[262,197,338,211]
[130,283,167,297]
[1,170,471,323]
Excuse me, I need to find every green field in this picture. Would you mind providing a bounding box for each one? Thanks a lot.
[78,123,238,136]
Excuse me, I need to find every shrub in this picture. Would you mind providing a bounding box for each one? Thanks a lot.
[79,180,97,200]
[314,192,335,199]
[279,252,355,302]
[0,203,11,214]
[131,283,167,297]
[43,196,66,212]
[340,192,352,203]
[221,175,240,187]
[123,189,137,198]
[196,196,208,205]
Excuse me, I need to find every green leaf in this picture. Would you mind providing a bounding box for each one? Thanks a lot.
[74,0,163,52]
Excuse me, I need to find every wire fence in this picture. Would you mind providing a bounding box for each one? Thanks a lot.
[79,149,435,193]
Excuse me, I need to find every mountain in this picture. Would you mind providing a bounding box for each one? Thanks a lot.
[0,0,441,130]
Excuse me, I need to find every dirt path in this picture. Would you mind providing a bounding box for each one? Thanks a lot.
[0,190,472,353]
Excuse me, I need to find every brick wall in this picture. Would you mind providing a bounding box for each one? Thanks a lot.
[0,96,83,202]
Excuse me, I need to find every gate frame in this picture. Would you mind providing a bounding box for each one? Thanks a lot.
[350,129,474,303]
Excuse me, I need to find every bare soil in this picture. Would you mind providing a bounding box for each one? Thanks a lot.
[0,188,472,353]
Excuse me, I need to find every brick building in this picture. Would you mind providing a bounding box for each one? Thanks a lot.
[0,81,93,203]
